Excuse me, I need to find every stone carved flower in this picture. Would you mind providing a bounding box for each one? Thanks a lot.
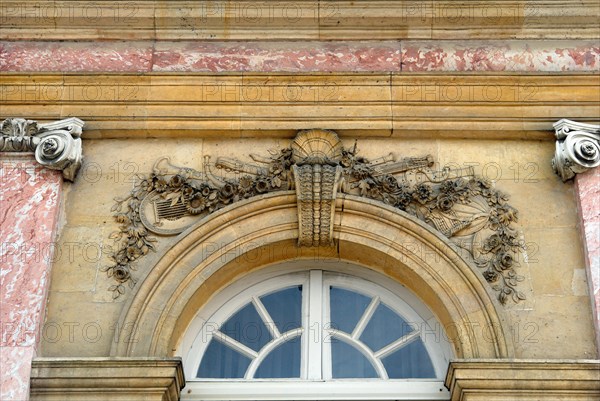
[340,153,354,168]
[269,162,284,176]
[239,176,254,190]
[220,183,235,198]
[483,270,499,282]
[484,234,502,252]
[154,179,168,193]
[115,253,129,265]
[187,194,207,214]
[113,266,131,283]
[128,226,147,238]
[115,214,130,225]
[381,192,395,205]
[182,186,194,198]
[452,178,466,192]
[201,186,211,197]
[395,189,413,209]
[413,184,433,204]
[126,246,142,260]
[495,205,518,225]
[352,165,371,180]
[497,252,514,270]
[140,179,153,192]
[436,195,454,212]
[382,175,400,192]
[255,178,269,193]
[169,174,185,188]
[439,180,455,194]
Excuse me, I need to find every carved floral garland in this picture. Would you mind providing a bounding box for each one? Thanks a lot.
[105,139,525,304]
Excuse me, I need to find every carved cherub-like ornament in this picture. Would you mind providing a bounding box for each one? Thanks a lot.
[106,129,525,304]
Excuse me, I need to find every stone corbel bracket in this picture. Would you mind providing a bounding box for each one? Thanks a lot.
[552,119,600,181]
[0,117,85,181]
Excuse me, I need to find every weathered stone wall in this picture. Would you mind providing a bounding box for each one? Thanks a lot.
[1,1,599,399]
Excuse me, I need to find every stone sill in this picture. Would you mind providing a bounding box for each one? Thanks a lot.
[445,359,600,401]
[30,357,185,401]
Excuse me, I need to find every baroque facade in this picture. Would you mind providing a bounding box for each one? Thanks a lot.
[1,1,600,400]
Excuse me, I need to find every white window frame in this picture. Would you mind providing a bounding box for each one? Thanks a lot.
[177,263,452,400]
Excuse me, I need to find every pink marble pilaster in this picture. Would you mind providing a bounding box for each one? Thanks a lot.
[0,155,63,401]
[575,168,600,356]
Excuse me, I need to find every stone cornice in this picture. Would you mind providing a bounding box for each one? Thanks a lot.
[552,119,600,181]
[1,1,598,40]
[0,117,84,181]
[30,357,185,401]
[1,73,598,139]
[445,359,600,401]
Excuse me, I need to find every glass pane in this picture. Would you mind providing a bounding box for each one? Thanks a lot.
[329,287,371,334]
[197,338,252,378]
[382,339,436,378]
[331,337,378,378]
[260,286,303,333]
[254,337,302,378]
[221,303,271,352]
[360,303,413,352]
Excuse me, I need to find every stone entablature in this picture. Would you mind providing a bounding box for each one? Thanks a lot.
[0,117,84,181]
[1,73,598,139]
[1,0,598,40]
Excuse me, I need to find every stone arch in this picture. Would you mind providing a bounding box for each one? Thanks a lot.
[111,191,514,359]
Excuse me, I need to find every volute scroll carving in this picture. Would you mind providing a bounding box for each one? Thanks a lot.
[106,129,526,305]
[0,117,84,181]
[552,119,600,181]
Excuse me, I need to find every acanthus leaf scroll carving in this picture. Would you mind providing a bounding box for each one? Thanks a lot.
[0,117,84,181]
[106,129,525,305]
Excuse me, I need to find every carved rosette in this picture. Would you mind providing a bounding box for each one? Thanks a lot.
[552,119,600,181]
[0,117,84,181]
[106,129,526,305]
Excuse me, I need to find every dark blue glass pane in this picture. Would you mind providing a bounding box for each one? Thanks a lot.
[260,286,303,334]
[331,338,378,378]
[329,287,371,334]
[360,303,413,352]
[197,338,252,378]
[254,338,302,378]
[382,339,436,378]
[221,303,271,352]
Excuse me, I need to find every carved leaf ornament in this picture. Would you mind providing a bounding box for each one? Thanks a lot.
[105,129,525,304]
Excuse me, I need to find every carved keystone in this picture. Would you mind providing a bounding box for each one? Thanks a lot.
[291,129,344,247]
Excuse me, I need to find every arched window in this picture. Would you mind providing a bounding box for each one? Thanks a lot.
[179,266,453,400]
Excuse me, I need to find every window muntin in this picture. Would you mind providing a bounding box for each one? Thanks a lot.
[198,285,304,379]
[190,270,445,381]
